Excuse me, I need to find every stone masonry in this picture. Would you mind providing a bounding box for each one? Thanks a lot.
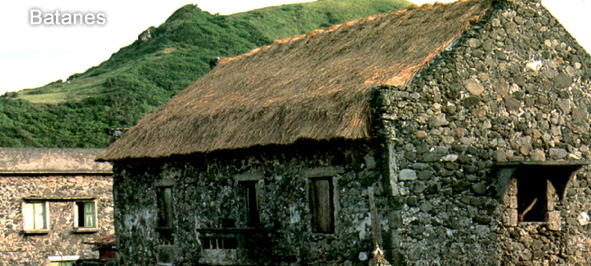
[113,141,389,265]
[107,0,591,265]
[375,0,591,264]
[0,149,113,265]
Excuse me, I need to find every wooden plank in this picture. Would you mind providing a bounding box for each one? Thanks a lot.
[313,179,334,233]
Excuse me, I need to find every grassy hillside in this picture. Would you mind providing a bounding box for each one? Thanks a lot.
[0,0,410,148]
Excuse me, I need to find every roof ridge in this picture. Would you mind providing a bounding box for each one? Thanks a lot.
[218,1,482,65]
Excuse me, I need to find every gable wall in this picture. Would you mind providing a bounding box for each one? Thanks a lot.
[377,0,591,265]
[0,174,113,265]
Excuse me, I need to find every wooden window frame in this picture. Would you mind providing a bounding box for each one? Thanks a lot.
[73,200,99,233]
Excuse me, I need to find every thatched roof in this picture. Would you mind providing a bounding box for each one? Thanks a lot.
[99,0,492,161]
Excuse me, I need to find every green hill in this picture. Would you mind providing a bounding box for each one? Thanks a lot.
[0,0,410,148]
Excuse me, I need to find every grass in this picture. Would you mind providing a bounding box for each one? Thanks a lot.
[0,0,411,147]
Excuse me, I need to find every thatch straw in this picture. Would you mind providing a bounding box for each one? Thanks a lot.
[98,0,492,161]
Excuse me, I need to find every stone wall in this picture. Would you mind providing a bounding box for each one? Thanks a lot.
[0,174,114,265]
[111,0,591,265]
[113,140,393,265]
[376,0,591,265]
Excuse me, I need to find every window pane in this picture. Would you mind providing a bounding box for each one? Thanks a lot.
[33,203,46,229]
[84,202,96,227]
[24,202,47,230]
[23,203,34,230]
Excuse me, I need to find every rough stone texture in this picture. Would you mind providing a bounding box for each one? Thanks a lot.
[111,0,591,265]
[113,142,389,265]
[376,0,591,264]
[465,78,485,95]
[0,148,112,171]
[0,149,113,265]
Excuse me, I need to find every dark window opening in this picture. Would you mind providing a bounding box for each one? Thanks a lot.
[517,175,547,222]
[241,181,260,227]
[221,218,235,228]
[156,186,174,244]
[310,178,334,233]
[514,165,579,222]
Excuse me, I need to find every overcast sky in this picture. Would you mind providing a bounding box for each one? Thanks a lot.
[0,0,589,94]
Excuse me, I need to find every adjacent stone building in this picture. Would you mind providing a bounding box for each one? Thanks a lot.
[0,148,114,265]
[98,0,591,265]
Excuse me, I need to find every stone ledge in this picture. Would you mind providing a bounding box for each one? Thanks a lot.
[23,196,97,202]
[22,229,50,235]
[303,167,345,178]
[72,227,100,234]
[494,160,590,167]
[0,170,112,176]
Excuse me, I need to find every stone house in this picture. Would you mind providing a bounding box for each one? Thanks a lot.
[0,148,113,265]
[98,0,591,265]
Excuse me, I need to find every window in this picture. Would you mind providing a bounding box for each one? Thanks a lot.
[75,201,97,228]
[309,178,335,233]
[157,187,173,228]
[514,166,574,222]
[498,162,584,230]
[156,186,174,244]
[517,174,548,222]
[49,255,79,266]
[23,201,48,232]
[240,181,260,227]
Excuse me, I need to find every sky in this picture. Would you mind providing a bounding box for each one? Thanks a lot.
[0,0,589,95]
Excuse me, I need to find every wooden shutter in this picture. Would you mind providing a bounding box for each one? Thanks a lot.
[23,202,34,230]
[24,202,46,230]
[311,179,334,233]
[34,203,46,229]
